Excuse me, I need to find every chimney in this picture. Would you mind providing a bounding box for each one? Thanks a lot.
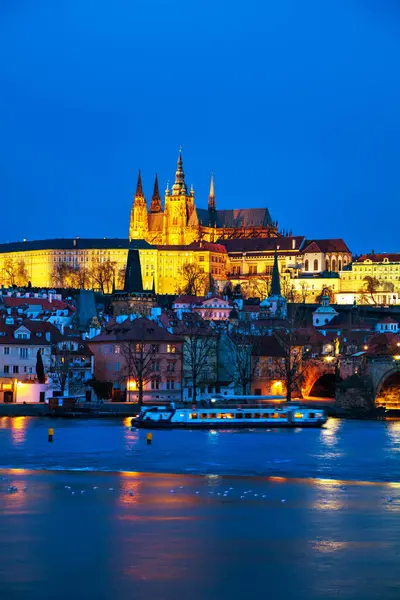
[292,239,296,249]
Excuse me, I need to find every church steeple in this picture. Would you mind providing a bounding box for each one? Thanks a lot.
[129,169,148,241]
[208,172,216,212]
[172,148,187,195]
[150,173,162,213]
[135,169,144,200]
[270,250,281,296]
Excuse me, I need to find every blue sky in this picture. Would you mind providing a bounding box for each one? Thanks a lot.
[0,0,399,253]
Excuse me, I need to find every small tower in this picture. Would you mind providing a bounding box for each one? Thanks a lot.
[208,172,217,227]
[129,170,149,241]
[262,250,287,319]
[149,174,162,213]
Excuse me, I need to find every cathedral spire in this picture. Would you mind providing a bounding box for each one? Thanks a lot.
[150,173,162,213]
[172,147,187,195]
[135,169,144,199]
[270,250,281,296]
[208,172,216,212]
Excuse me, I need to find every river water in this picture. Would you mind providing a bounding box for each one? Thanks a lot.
[1,417,400,599]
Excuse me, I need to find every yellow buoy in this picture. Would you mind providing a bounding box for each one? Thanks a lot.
[48,428,54,442]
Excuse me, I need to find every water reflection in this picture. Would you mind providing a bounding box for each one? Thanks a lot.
[123,418,139,452]
[10,416,27,446]
[320,418,341,447]
[387,420,400,451]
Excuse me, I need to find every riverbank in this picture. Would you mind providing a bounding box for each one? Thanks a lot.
[0,400,369,419]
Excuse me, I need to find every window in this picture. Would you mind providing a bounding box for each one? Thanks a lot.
[4,365,10,374]
[167,344,177,353]
[19,348,28,359]
[4,347,10,355]
[115,345,120,354]
[13,366,19,374]
[151,344,159,352]
[151,379,160,390]
[167,379,175,390]
[199,256,205,262]
[115,362,120,372]
[152,361,160,372]
[313,259,318,271]
[249,265,257,275]
[305,260,309,271]
[16,333,28,340]
[167,362,176,372]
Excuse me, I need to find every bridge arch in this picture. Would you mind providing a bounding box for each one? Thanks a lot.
[308,373,336,398]
[375,368,400,409]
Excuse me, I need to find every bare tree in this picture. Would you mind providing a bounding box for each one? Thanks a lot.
[91,259,117,294]
[226,331,261,394]
[49,345,82,395]
[298,281,310,304]
[316,286,335,304]
[52,263,78,288]
[272,310,310,402]
[119,324,160,404]
[179,263,208,296]
[2,257,29,287]
[240,275,271,300]
[182,318,217,403]
[363,276,380,305]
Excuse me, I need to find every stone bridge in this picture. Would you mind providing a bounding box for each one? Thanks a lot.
[301,356,400,410]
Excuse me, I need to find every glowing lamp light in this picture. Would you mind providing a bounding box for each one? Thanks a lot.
[394,355,400,361]
[363,345,368,351]
[127,380,137,391]
[324,356,335,362]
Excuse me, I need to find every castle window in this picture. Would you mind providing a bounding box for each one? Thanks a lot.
[199,256,205,262]
[305,260,309,271]
[313,259,318,271]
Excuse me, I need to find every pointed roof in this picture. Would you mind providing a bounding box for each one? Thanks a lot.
[150,173,162,213]
[135,170,144,198]
[172,148,187,195]
[208,172,216,212]
[270,251,281,296]
[123,249,143,293]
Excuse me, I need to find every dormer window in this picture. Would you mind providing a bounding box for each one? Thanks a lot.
[16,333,29,340]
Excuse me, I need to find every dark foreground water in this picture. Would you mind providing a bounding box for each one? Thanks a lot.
[1,417,400,599]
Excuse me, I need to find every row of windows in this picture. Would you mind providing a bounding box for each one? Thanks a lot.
[4,365,33,374]
[3,346,46,355]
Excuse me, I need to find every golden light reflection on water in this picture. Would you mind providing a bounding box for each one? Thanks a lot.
[320,417,341,447]
[10,417,27,446]
[387,420,400,450]
[0,416,9,429]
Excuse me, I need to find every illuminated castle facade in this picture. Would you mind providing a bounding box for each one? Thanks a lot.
[129,151,278,245]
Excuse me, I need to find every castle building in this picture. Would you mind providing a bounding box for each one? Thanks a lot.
[129,151,278,245]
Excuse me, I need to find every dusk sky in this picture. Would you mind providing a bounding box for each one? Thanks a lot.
[1,0,399,253]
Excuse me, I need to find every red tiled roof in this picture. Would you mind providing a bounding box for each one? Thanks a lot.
[303,239,351,254]
[2,297,75,312]
[356,253,400,263]
[90,317,182,343]
[0,317,63,345]
[173,296,204,305]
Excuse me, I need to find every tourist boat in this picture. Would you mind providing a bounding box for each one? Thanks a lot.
[134,403,327,429]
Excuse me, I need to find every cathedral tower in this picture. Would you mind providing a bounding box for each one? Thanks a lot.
[129,170,149,241]
[149,174,162,213]
[163,150,199,245]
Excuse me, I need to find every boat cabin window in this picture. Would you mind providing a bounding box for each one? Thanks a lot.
[309,413,315,418]
[294,412,303,419]
[252,413,260,419]
[236,412,243,419]
[190,413,198,420]
[244,413,252,419]
[200,413,208,419]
